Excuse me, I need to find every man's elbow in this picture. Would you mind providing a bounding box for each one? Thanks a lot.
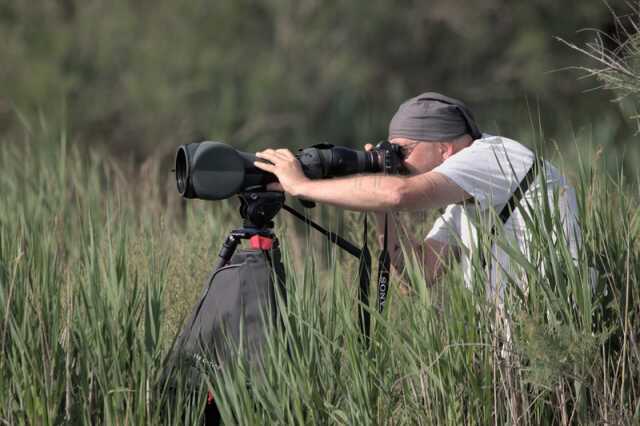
[383,182,405,211]
[389,174,444,211]
[386,189,403,210]
[388,180,414,210]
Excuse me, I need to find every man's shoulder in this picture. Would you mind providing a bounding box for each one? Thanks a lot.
[443,134,533,168]
[433,134,540,209]
[472,134,531,152]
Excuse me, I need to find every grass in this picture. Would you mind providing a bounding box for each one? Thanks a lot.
[0,122,639,425]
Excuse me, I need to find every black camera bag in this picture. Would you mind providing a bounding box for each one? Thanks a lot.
[163,245,285,421]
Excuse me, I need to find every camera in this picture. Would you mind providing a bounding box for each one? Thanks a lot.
[175,141,405,201]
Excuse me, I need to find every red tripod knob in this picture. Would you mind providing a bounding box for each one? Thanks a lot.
[249,235,273,250]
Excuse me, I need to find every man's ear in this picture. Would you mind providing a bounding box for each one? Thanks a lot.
[440,143,455,160]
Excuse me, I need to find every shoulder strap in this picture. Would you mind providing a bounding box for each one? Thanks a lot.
[494,156,541,230]
[480,155,541,269]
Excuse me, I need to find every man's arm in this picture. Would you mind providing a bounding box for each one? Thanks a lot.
[421,238,456,285]
[252,148,471,212]
[374,212,456,286]
[295,171,470,212]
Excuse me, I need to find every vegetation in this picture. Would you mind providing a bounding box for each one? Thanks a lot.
[2,1,640,425]
[0,0,634,159]
[1,118,639,424]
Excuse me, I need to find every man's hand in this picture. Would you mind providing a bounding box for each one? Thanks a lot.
[254,148,309,196]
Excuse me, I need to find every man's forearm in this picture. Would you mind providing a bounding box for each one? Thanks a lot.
[294,171,470,213]
[295,174,405,211]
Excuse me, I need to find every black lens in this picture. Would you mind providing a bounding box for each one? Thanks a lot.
[297,145,377,178]
[175,141,405,202]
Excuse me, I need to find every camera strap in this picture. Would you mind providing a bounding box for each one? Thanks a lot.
[358,215,371,341]
[281,205,397,339]
[377,214,391,312]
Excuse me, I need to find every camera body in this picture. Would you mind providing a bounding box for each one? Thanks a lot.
[370,140,405,175]
[175,141,406,201]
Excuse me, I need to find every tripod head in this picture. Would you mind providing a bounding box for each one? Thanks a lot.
[238,189,285,230]
[214,190,284,269]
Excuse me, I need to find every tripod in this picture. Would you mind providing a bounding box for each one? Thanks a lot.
[205,190,286,425]
[211,189,371,341]
[203,189,374,425]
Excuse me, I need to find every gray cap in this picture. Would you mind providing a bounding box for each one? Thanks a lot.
[388,92,482,142]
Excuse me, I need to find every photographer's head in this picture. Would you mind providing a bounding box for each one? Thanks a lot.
[388,92,481,174]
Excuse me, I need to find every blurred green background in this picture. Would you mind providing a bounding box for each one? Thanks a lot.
[2,3,640,423]
[0,0,636,164]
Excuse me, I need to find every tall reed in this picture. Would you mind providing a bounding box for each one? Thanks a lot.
[0,125,637,424]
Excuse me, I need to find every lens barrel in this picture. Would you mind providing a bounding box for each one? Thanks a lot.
[296,145,375,179]
[175,141,404,201]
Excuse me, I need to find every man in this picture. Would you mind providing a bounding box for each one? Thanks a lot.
[253,92,580,294]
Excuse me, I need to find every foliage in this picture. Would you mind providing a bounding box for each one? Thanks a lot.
[561,2,640,131]
[0,0,632,159]
[0,118,638,424]
[2,2,640,424]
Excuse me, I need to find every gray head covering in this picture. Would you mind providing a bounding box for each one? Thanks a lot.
[388,92,482,142]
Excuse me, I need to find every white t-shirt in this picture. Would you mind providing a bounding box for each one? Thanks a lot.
[425,134,580,297]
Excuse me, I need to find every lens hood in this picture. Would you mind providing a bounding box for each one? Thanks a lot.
[176,141,248,200]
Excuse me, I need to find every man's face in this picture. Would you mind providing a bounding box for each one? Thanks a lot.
[390,137,445,175]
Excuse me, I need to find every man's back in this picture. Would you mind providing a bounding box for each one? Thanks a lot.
[426,135,581,296]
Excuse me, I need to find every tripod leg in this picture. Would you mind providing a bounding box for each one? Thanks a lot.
[215,233,241,270]
[203,392,221,426]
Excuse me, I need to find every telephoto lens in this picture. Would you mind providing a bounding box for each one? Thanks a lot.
[291,142,405,178]
[175,141,406,201]
[295,144,374,179]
